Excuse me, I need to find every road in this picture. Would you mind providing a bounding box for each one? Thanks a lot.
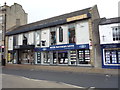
[2,67,119,88]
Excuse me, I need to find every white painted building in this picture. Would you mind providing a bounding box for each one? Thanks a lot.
[6,5,101,68]
[99,17,120,69]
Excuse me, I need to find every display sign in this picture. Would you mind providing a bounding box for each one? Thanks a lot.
[66,13,90,22]
[101,44,120,48]
[35,44,89,51]
[50,44,75,50]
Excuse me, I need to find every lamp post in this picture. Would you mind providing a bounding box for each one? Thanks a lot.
[1,2,6,66]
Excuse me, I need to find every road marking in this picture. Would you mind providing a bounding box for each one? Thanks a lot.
[21,76,85,88]
[58,82,85,88]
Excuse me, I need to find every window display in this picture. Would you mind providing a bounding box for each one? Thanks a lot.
[58,51,68,64]
[105,50,120,64]
[43,52,50,64]
[77,49,90,64]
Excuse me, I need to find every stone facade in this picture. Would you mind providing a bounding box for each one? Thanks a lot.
[0,3,27,62]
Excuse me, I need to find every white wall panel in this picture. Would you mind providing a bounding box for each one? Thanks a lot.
[28,31,34,45]
[18,34,23,45]
[8,36,13,50]
[76,21,89,44]
[41,28,50,47]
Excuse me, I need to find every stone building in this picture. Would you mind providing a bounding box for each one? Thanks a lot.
[6,5,102,68]
[0,3,27,62]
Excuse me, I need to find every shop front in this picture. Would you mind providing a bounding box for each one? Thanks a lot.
[14,45,35,64]
[101,43,120,69]
[35,44,90,66]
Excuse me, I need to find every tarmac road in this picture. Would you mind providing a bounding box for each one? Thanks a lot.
[2,67,119,88]
[2,74,82,88]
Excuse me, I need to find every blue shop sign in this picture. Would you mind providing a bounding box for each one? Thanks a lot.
[34,47,49,51]
[35,44,89,51]
[50,44,75,50]
[76,44,89,49]
[101,43,120,48]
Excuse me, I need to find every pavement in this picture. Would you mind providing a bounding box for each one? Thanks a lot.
[2,64,119,75]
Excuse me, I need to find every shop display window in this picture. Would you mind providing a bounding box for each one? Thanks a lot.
[58,51,68,64]
[105,50,120,64]
[77,49,90,64]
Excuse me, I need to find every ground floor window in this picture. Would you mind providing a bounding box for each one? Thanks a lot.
[58,51,68,64]
[77,49,90,64]
[53,51,68,64]
[104,49,120,64]
[39,49,91,65]
[19,50,34,64]
[42,52,50,64]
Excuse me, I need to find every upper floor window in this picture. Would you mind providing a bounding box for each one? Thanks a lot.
[23,33,28,45]
[13,35,18,46]
[59,27,63,42]
[112,26,120,41]
[50,27,56,45]
[68,24,76,44]
[35,31,41,46]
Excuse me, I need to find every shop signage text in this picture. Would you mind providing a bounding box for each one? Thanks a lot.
[35,44,89,51]
[66,13,90,22]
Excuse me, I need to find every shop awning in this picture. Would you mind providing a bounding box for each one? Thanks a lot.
[14,45,35,50]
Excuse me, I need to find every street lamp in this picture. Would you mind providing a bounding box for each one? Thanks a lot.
[1,2,7,66]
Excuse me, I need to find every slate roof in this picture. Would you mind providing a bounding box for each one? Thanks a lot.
[6,7,91,36]
[99,17,120,25]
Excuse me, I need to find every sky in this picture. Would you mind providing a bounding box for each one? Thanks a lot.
[0,0,120,23]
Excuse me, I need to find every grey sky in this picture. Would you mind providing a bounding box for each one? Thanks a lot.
[0,0,119,23]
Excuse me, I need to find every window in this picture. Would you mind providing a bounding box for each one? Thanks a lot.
[77,49,90,64]
[50,28,56,45]
[105,50,120,64]
[23,33,28,45]
[59,27,63,42]
[112,27,120,41]
[35,31,41,46]
[68,24,76,43]
[13,35,18,46]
